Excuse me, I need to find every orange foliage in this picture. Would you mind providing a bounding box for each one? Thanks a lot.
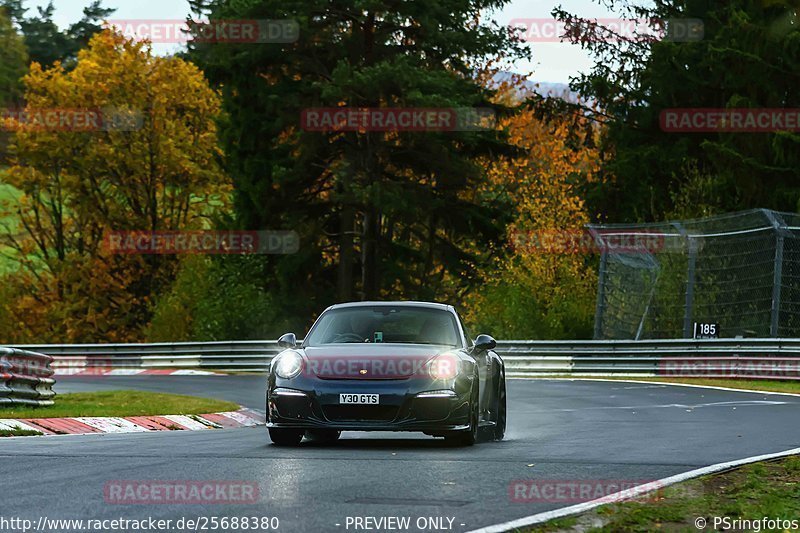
[463,83,601,339]
[0,30,228,343]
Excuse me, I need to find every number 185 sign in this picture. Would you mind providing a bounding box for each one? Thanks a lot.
[693,322,719,339]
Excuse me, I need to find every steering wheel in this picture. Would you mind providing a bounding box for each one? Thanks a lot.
[332,332,365,343]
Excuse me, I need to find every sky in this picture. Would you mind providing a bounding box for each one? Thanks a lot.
[27,0,619,84]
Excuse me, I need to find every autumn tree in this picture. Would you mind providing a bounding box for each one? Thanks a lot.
[0,30,228,342]
[463,84,601,339]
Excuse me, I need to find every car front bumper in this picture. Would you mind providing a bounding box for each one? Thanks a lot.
[266,376,472,432]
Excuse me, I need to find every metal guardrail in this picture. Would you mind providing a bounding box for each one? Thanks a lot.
[499,339,800,378]
[12,339,800,379]
[18,340,284,372]
[0,348,56,406]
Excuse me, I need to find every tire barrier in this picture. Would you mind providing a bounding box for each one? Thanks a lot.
[13,339,800,380]
[0,348,56,407]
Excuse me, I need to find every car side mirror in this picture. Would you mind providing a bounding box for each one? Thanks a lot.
[474,334,496,351]
[278,333,297,349]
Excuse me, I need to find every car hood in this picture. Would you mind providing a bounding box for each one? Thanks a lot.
[300,344,454,379]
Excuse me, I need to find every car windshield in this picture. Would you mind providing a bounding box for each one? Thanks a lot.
[305,306,461,347]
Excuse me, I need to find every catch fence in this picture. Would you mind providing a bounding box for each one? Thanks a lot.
[591,209,800,339]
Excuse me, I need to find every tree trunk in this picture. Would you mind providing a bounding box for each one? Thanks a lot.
[361,208,378,300]
[338,206,354,301]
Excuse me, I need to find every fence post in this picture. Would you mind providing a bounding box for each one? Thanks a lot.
[588,226,607,339]
[593,250,608,339]
[671,222,696,338]
[683,237,697,338]
[764,209,786,337]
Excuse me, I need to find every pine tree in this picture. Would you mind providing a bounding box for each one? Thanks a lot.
[0,7,26,106]
[189,0,529,316]
[1,0,115,68]
[555,0,800,220]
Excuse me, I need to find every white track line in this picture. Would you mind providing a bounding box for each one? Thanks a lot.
[467,445,800,533]
[509,376,800,399]
[474,377,800,533]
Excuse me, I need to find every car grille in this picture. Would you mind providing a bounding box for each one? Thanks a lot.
[322,405,398,422]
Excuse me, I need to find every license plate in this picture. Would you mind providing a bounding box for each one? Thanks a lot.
[339,393,379,405]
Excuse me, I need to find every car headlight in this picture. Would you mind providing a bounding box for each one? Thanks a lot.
[273,350,303,379]
[426,353,460,380]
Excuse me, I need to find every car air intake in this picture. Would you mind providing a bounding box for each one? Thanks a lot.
[322,405,399,422]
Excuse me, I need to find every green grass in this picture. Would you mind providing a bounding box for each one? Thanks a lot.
[0,172,230,276]
[525,376,800,395]
[0,172,22,275]
[0,183,16,201]
[0,171,20,224]
[522,455,800,532]
[0,428,42,437]
[0,390,239,419]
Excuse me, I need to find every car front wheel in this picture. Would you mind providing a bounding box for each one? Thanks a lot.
[494,375,506,441]
[445,381,479,446]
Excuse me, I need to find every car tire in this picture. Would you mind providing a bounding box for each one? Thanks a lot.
[305,429,341,444]
[445,380,479,447]
[268,428,303,446]
[494,374,506,441]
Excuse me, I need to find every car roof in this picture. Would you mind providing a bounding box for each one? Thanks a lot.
[326,301,455,312]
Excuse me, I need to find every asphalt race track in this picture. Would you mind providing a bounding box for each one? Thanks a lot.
[3,377,800,532]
